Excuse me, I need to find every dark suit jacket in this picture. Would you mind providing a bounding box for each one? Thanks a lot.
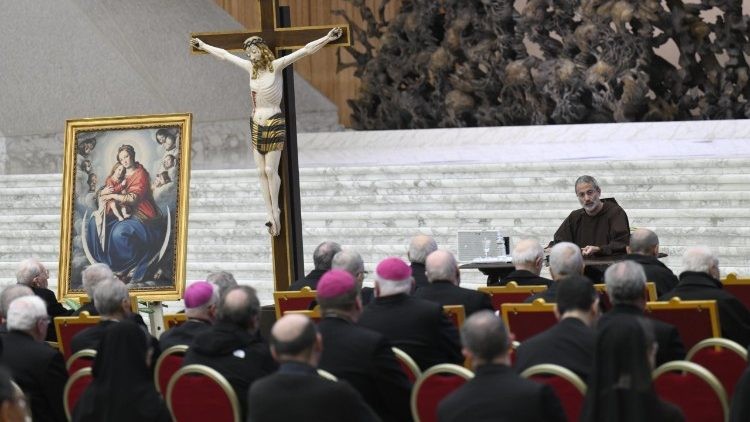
[525,282,559,303]
[413,280,494,316]
[622,254,680,296]
[411,263,429,290]
[437,364,565,422]
[183,322,277,418]
[32,286,72,341]
[598,304,686,366]
[497,270,553,287]
[70,320,117,354]
[247,362,379,422]
[514,317,595,381]
[359,294,462,370]
[289,269,327,290]
[318,316,411,422]
[73,302,98,316]
[1,331,67,422]
[158,318,212,350]
[660,271,750,347]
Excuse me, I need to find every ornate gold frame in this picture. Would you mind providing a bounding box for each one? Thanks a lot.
[58,113,192,301]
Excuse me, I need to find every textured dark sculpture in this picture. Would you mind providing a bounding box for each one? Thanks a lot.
[339,0,750,129]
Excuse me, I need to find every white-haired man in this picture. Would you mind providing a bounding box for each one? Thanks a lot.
[0,295,67,422]
[526,242,587,303]
[358,257,462,370]
[660,246,750,347]
[332,249,374,305]
[16,258,73,341]
[408,234,438,290]
[0,284,33,334]
[623,228,679,296]
[74,263,115,316]
[499,239,553,286]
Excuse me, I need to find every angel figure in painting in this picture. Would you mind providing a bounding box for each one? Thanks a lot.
[191,27,343,236]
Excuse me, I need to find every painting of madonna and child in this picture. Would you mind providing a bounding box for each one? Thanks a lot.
[58,114,191,301]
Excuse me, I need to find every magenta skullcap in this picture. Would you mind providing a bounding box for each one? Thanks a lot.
[376,257,412,282]
[317,269,356,299]
[184,281,214,308]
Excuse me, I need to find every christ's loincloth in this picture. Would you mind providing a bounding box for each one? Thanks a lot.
[251,113,285,154]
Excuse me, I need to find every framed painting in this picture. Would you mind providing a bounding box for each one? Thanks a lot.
[58,113,192,301]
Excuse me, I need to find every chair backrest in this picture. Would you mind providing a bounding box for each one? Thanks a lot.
[653,360,729,422]
[410,363,474,422]
[392,347,422,384]
[63,367,93,421]
[593,282,657,308]
[478,282,548,312]
[167,364,241,422]
[54,312,102,360]
[66,349,97,376]
[79,294,139,313]
[317,369,338,381]
[273,287,317,319]
[721,273,750,310]
[283,307,322,323]
[645,298,720,350]
[520,364,587,422]
[686,338,748,399]
[154,345,189,395]
[162,313,188,331]
[442,305,465,330]
[500,300,557,342]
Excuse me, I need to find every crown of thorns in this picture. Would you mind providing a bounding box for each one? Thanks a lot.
[243,36,265,48]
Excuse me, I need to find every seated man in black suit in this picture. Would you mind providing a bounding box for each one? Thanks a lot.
[159,281,218,350]
[183,285,276,419]
[438,311,565,422]
[332,249,374,306]
[414,249,494,316]
[408,234,438,290]
[623,228,679,296]
[73,263,114,316]
[0,284,33,334]
[602,261,685,365]
[16,258,72,341]
[1,295,67,422]
[514,275,598,381]
[359,256,462,370]
[247,314,378,422]
[316,269,411,422]
[289,241,342,290]
[660,246,750,347]
[526,242,585,303]
[498,239,553,286]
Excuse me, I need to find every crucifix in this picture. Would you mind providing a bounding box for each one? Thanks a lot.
[190,0,350,290]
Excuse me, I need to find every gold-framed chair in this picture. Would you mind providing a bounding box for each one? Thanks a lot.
[273,287,317,319]
[317,369,338,381]
[722,273,750,311]
[54,312,101,360]
[63,367,93,421]
[410,363,474,422]
[478,282,548,312]
[167,364,241,422]
[392,347,422,384]
[593,282,657,309]
[500,299,557,342]
[686,338,748,398]
[66,348,97,376]
[520,363,587,422]
[653,360,729,422]
[442,305,465,330]
[162,313,188,331]
[154,345,189,395]
[644,298,720,350]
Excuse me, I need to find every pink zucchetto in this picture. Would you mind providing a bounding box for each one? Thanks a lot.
[375,257,412,282]
[317,269,356,299]
[184,281,214,308]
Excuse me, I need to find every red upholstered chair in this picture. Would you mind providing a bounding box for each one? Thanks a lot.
[273,287,317,319]
[167,364,241,422]
[645,298,720,350]
[722,273,750,310]
[520,364,587,422]
[54,312,101,360]
[392,347,422,384]
[410,364,474,422]
[66,349,97,376]
[686,338,748,399]
[63,367,93,421]
[653,361,729,422]
[162,313,188,331]
[478,282,548,312]
[500,300,557,342]
[153,345,189,395]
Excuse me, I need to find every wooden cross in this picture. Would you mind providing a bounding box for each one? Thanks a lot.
[190,0,350,291]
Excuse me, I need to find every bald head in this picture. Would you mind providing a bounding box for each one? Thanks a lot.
[461,310,511,365]
[270,314,320,364]
[218,285,260,330]
[511,239,544,274]
[628,229,659,256]
[313,241,342,271]
[426,249,459,285]
[549,242,584,280]
[0,284,33,319]
[408,235,437,264]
